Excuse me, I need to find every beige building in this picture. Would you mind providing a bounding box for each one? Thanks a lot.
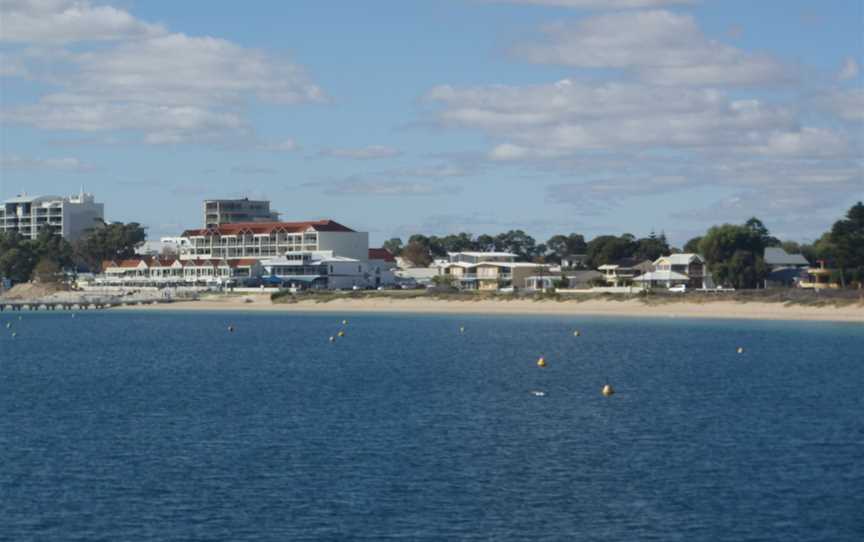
[440,252,550,291]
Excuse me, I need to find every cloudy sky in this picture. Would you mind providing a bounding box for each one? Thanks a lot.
[1,0,861,246]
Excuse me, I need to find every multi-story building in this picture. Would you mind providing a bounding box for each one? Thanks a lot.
[204,198,279,227]
[0,191,104,241]
[597,258,654,287]
[179,220,369,262]
[439,251,550,291]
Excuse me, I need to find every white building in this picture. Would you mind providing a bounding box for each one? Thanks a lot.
[439,251,551,291]
[178,220,369,262]
[261,251,368,290]
[0,191,104,241]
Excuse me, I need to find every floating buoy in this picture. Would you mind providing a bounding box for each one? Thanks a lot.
[737,347,744,354]
[227,326,235,332]
[4,323,10,329]
[602,384,615,396]
[342,320,348,325]
[329,336,336,342]
[537,356,546,368]
[573,330,580,337]
[459,326,465,334]
[71,314,76,318]
[530,390,546,397]
[337,330,345,337]
[11,332,17,338]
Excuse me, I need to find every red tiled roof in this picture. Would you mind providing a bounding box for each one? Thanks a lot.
[182,220,355,237]
[368,248,395,262]
[228,258,260,267]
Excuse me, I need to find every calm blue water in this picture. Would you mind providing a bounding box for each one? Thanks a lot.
[1,311,862,541]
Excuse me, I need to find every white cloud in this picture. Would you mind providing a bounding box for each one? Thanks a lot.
[0,154,94,172]
[305,175,458,196]
[0,0,165,44]
[260,139,299,152]
[838,57,860,80]
[489,0,694,7]
[320,145,402,159]
[512,11,794,86]
[817,88,864,122]
[427,79,807,153]
[1,2,325,144]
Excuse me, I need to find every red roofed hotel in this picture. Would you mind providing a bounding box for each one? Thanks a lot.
[178,219,370,263]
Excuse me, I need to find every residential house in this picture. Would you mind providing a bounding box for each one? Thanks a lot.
[764,247,809,288]
[649,253,707,289]
[368,248,397,288]
[440,252,550,291]
[597,258,654,287]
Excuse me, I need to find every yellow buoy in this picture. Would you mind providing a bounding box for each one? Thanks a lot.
[602,384,615,396]
[337,330,345,337]
[737,347,744,354]
[573,330,580,337]
[537,356,546,368]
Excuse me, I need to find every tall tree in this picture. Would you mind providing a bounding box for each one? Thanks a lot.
[829,201,864,288]
[699,221,773,288]
[400,242,433,267]
[73,221,146,271]
[586,235,636,267]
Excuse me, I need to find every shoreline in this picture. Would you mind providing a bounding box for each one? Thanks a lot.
[111,295,864,323]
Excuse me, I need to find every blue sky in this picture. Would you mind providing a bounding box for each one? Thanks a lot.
[1,0,862,247]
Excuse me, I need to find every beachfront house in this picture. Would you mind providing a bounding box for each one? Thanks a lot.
[440,252,550,291]
[597,258,654,287]
[764,247,810,288]
[261,251,368,290]
[638,253,707,289]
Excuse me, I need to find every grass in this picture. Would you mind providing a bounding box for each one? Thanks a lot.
[269,287,864,308]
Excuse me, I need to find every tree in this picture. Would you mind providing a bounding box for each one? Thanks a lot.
[683,236,702,253]
[546,233,587,263]
[829,201,864,288]
[495,230,536,260]
[475,234,498,252]
[586,235,636,267]
[0,246,38,283]
[633,235,670,262]
[32,257,61,283]
[401,242,432,267]
[699,221,773,288]
[382,238,403,256]
[73,220,146,271]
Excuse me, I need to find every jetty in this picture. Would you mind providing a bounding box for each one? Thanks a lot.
[0,298,174,312]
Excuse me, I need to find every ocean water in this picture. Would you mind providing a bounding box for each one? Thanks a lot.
[0,311,862,541]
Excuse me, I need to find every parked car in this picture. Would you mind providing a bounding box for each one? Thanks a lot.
[668,284,687,293]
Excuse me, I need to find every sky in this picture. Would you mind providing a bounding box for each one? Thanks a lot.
[1,0,862,248]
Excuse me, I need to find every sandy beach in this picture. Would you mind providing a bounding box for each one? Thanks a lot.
[114,294,864,323]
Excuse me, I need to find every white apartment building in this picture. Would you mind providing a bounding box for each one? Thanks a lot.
[178,220,369,262]
[0,191,104,241]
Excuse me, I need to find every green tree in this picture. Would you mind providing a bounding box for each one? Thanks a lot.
[699,221,773,288]
[382,238,403,256]
[546,233,587,263]
[683,236,702,253]
[33,257,62,283]
[829,201,864,288]
[73,220,146,271]
[586,235,636,267]
[0,246,38,283]
[495,230,536,260]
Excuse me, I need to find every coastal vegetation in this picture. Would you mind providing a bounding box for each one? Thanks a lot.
[0,220,145,284]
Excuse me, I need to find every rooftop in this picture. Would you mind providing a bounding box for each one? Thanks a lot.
[764,247,809,266]
[182,219,355,237]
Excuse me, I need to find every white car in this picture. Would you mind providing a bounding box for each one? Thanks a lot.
[668,284,687,293]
